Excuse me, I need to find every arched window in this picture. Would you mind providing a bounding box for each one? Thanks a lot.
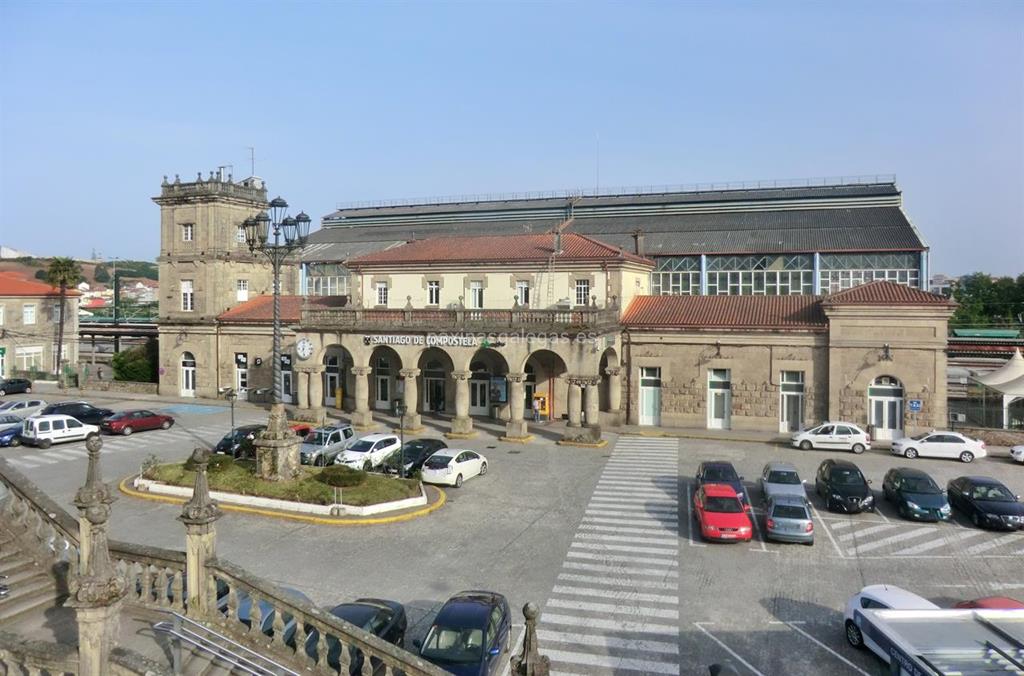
[376,356,391,374]
[181,352,196,367]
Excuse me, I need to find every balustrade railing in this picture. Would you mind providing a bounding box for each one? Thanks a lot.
[302,305,621,331]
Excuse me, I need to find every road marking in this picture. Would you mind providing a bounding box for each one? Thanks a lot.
[578,523,678,536]
[963,533,1024,556]
[575,532,678,546]
[895,528,988,556]
[537,628,679,654]
[543,648,679,675]
[546,598,679,620]
[808,503,845,559]
[556,572,679,592]
[588,496,679,507]
[550,585,678,605]
[580,516,678,531]
[25,455,58,465]
[836,524,901,541]
[566,550,677,567]
[748,508,769,553]
[825,520,856,529]
[782,621,871,676]
[586,502,679,514]
[4,458,41,468]
[594,485,679,496]
[693,622,765,676]
[561,560,679,579]
[851,526,935,554]
[583,508,678,521]
[571,541,678,557]
[543,613,678,635]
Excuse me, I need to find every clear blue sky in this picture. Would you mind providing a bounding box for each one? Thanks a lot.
[1,1,1021,276]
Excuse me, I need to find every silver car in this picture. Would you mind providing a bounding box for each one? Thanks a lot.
[0,399,48,419]
[299,424,355,466]
[760,461,807,504]
[764,495,814,545]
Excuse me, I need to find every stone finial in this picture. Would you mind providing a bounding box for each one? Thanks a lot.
[227,173,233,184]
[196,172,203,182]
[591,295,598,308]
[458,295,465,309]
[405,295,413,310]
[74,434,114,521]
[174,174,181,184]
[209,170,216,181]
[161,175,169,186]
[178,448,222,526]
[511,602,550,676]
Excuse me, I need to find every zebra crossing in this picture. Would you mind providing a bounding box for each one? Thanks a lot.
[820,515,1024,559]
[2,416,266,470]
[542,435,680,676]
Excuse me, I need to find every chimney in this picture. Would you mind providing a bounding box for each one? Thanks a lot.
[632,229,645,256]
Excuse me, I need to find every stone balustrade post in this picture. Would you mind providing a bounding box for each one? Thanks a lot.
[178,448,222,617]
[399,368,423,431]
[605,366,622,413]
[448,370,475,437]
[351,366,374,428]
[510,602,550,676]
[502,373,530,440]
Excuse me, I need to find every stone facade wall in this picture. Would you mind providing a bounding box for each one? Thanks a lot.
[956,426,1024,448]
[75,379,160,395]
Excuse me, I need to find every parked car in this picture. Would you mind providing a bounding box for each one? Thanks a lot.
[815,459,874,513]
[764,494,814,545]
[384,438,449,475]
[882,467,951,521]
[226,586,312,644]
[760,461,807,504]
[0,399,47,419]
[1010,445,1024,464]
[300,424,355,466]
[416,591,511,676]
[306,599,408,674]
[792,422,871,453]
[844,585,939,654]
[100,409,175,435]
[953,596,1024,609]
[20,415,99,449]
[421,449,488,488]
[0,378,32,396]
[696,461,746,504]
[39,401,114,425]
[335,434,402,471]
[214,424,266,458]
[946,476,1024,530]
[0,415,24,447]
[692,483,753,543]
[891,431,987,463]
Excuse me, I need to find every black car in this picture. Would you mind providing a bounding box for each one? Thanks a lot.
[416,591,511,676]
[305,598,407,674]
[947,476,1024,530]
[882,467,951,522]
[214,424,266,458]
[696,461,747,504]
[0,378,32,396]
[815,459,874,513]
[385,438,449,475]
[40,401,115,425]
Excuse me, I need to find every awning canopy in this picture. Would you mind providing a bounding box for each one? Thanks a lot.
[974,348,1024,387]
[987,372,1024,398]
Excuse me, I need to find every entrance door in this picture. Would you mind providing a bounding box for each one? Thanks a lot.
[424,378,445,414]
[868,376,904,441]
[779,371,805,433]
[469,379,489,416]
[235,366,248,400]
[180,352,196,398]
[375,375,390,410]
[0,348,5,378]
[282,370,294,405]
[639,367,661,426]
[707,369,731,430]
[324,372,340,408]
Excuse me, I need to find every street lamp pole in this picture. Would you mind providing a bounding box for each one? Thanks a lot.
[242,198,310,428]
[395,401,407,478]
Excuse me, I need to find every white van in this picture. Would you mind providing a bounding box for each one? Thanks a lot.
[21,415,99,449]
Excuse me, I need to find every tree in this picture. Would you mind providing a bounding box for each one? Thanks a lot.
[951,272,1024,328]
[111,338,158,382]
[46,257,82,384]
[93,264,110,283]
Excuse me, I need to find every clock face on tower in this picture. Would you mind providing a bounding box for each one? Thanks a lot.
[296,338,314,360]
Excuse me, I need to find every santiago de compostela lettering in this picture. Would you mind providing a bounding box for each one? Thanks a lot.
[363,334,480,347]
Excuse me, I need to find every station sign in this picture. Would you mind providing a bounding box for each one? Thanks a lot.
[363,334,481,348]
[908,399,923,413]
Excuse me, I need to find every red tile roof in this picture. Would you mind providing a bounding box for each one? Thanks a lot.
[217,295,345,322]
[0,271,81,297]
[622,295,827,330]
[822,280,954,306]
[346,233,653,266]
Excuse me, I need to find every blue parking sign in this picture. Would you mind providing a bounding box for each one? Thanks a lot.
[908,399,922,413]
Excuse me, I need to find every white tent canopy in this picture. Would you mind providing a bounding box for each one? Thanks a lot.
[975,348,1024,386]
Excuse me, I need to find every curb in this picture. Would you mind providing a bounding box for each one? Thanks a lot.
[556,439,609,448]
[118,476,447,526]
[633,430,784,444]
[499,435,534,444]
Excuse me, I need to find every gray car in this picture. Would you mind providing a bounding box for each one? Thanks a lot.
[299,424,355,466]
[0,399,48,419]
[760,461,807,504]
[764,494,815,545]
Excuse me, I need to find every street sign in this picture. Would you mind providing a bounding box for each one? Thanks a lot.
[908,399,923,413]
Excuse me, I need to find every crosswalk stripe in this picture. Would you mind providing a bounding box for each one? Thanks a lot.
[584,504,678,515]
[962,533,1024,556]
[547,597,679,620]
[575,532,678,546]
[47,450,86,460]
[546,647,680,674]
[556,573,678,592]
[583,509,678,522]
[837,524,901,541]
[537,628,679,655]
[567,551,677,567]
[5,458,41,468]
[603,462,677,468]
[823,520,856,530]
[551,585,678,606]
[589,494,678,504]
[851,527,935,554]
[896,529,988,556]
[578,524,678,537]
[580,516,678,531]
[542,612,678,636]
[592,490,679,500]
[26,455,58,465]
[597,480,678,490]
[571,541,677,557]
[561,561,679,578]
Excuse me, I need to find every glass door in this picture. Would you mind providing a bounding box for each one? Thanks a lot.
[469,379,489,416]
[868,376,904,441]
[639,367,662,426]
[180,352,196,398]
[707,369,731,430]
[779,371,805,433]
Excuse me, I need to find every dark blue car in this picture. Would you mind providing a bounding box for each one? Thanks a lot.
[0,414,23,447]
[416,591,511,676]
[697,461,747,504]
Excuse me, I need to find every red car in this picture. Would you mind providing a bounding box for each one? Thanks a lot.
[100,409,175,435]
[954,596,1024,610]
[693,484,753,542]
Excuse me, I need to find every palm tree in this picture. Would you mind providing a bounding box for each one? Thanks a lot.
[46,257,82,385]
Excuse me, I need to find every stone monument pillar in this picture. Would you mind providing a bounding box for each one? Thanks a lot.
[351,366,374,428]
[69,434,127,676]
[399,368,423,431]
[510,602,550,676]
[253,404,301,481]
[178,448,222,617]
[448,370,476,437]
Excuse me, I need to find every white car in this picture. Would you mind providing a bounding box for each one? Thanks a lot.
[334,434,401,471]
[844,585,939,659]
[891,431,987,463]
[0,399,48,419]
[1010,445,1024,464]
[20,414,99,449]
[791,422,871,453]
[421,450,488,488]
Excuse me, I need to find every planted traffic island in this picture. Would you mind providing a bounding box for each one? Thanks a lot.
[126,454,443,521]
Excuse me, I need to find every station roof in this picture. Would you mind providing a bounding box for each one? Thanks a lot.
[822,280,955,307]
[622,295,828,331]
[216,295,344,323]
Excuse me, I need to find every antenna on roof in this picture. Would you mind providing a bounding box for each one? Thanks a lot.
[595,132,600,195]
[247,146,256,176]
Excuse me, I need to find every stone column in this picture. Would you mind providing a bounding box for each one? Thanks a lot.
[583,376,601,432]
[253,405,301,481]
[566,378,582,428]
[399,368,423,431]
[605,367,622,412]
[297,370,310,410]
[70,434,127,676]
[511,602,550,676]
[448,370,475,437]
[308,366,324,410]
[178,448,222,617]
[503,372,530,440]
[351,366,374,428]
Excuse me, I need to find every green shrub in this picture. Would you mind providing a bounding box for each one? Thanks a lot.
[317,465,367,488]
[185,454,235,473]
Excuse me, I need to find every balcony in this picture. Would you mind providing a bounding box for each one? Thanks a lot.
[300,300,622,333]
